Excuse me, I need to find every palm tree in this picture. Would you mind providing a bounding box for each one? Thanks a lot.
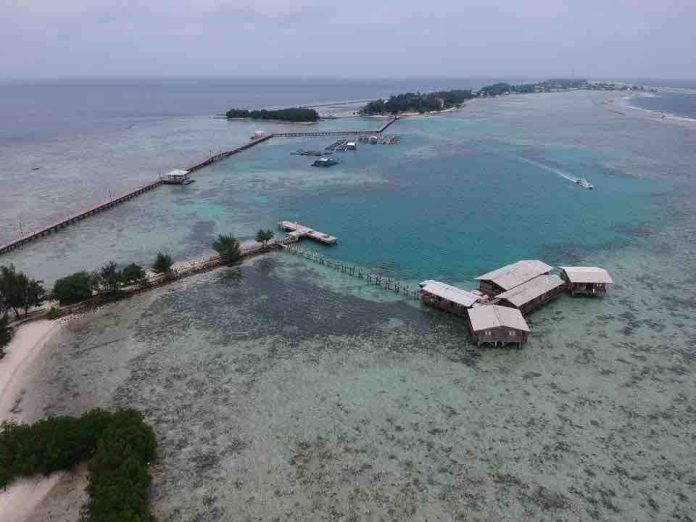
[212,234,242,265]
[255,229,275,249]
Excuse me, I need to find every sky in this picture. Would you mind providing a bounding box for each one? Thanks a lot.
[1,0,695,80]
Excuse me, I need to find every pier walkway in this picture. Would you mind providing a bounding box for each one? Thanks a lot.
[0,117,398,256]
[278,221,337,245]
[282,244,420,299]
[0,180,163,255]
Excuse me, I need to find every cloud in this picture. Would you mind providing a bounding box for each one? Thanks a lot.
[0,0,694,79]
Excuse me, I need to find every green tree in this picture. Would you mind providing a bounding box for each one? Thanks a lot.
[212,234,242,265]
[52,272,96,305]
[0,265,45,318]
[98,262,122,295]
[255,229,275,249]
[0,408,156,521]
[22,279,46,316]
[152,252,173,275]
[120,263,146,286]
[0,313,11,356]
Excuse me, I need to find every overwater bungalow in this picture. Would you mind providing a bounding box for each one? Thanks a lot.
[495,274,566,315]
[466,305,530,347]
[475,260,553,296]
[419,280,480,317]
[560,267,613,296]
[160,169,193,185]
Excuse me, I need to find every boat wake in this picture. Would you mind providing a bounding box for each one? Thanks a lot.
[518,156,594,189]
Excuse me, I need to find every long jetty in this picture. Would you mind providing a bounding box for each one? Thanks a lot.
[283,244,420,299]
[0,117,398,256]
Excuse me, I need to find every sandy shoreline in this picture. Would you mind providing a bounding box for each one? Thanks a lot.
[0,319,68,522]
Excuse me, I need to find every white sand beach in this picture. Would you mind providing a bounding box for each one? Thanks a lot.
[0,319,67,522]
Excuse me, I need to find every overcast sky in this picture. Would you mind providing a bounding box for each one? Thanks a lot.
[1,0,694,80]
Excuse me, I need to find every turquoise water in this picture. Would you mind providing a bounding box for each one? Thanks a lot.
[1,94,669,287]
[5,89,696,521]
[289,132,663,282]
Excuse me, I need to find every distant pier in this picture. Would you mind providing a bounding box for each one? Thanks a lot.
[0,117,398,256]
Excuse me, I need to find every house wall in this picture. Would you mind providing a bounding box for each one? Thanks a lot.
[466,323,528,346]
[568,282,607,296]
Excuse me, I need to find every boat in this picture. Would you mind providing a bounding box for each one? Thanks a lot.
[576,178,594,190]
[292,149,330,157]
[311,157,340,168]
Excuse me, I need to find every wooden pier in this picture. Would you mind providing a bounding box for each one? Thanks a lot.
[283,244,420,299]
[0,180,163,255]
[278,221,337,244]
[0,117,399,256]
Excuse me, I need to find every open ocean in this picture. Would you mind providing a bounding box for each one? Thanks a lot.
[2,78,696,520]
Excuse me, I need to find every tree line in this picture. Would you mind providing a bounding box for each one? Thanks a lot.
[225,107,320,122]
[1,231,275,353]
[360,89,474,115]
[0,408,156,521]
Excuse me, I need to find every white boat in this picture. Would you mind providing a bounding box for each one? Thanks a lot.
[576,178,594,190]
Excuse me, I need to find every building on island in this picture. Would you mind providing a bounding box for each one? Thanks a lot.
[419,280,480,317]
[160,169,193,185]
[419,279,481,317]
[466,305,530,347]
[475,260,553,297]
[495,274,566,315]
[560,267,613,296]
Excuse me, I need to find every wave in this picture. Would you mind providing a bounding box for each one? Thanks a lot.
[517,156,582,184]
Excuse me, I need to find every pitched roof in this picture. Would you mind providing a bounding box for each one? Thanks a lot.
[468,305,530,332]
[475,260,553,291]
[560,266,613,284]
[496,275,566,308]
[419,280,480,308]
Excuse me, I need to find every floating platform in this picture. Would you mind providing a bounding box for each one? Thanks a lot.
[278,221,337,244]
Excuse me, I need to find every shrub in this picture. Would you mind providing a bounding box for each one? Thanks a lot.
[121,263,146,286]
[0,408,156,521]
[46,306,60,320]
[0,314,11,358]
[152,253,173,275]
[52,272,96,305]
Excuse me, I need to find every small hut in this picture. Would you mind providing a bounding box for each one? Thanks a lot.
[466,305,530,347]
[560,267,613,296]
[495,274,566,315]
[161,169,193,185]
[419,280,480,317]
[475,260,553,296]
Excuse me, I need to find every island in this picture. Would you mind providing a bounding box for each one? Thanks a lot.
[360,89,474,115]
[360,79,646,115]
[225,107,319,122]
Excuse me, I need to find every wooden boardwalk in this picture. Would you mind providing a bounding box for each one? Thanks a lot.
[283,244,420,299]
[278,221,337,244]
[0,180,163,255]
[0,117,398,256]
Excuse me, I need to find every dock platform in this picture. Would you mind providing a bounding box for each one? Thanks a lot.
[278,221,337,245]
